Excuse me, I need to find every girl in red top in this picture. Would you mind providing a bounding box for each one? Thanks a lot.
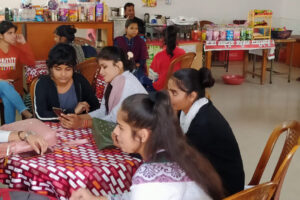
[0,21,35,123]
[149,26,185,91]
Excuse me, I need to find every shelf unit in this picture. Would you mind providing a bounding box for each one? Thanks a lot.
[248,10,272,40]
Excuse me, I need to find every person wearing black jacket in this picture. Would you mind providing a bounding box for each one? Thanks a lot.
[167,68,245,196]
[34,44,99,122]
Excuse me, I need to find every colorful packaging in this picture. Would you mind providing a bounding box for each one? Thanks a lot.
[246,28,253,40]
[220,29,227,41]
[233,28,240,40]
[213,29,220,41]
[226,29,234,41]
[240,28,246,40]
[68,4,78,22]
[206,28,213,41]
[87,2,95,21]
[95,2,103,22]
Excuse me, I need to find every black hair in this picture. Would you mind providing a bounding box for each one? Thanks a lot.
[163,25,178,58]
[172,68,215,99]
[54,25,77,43]
[97,46,135,114]
[121,91,224,200]
[97,46,135,72]
[124,2,134,10]
[0,21,17,35]
[125,18,138,28]
[46,43,77,70]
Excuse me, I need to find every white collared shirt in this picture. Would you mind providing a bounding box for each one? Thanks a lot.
[180,98,209,134]
[0,130,11,142]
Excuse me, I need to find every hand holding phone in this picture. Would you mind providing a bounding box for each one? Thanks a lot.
[53,107,65,117]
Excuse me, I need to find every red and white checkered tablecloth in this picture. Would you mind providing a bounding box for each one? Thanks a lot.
[0,123,142,200]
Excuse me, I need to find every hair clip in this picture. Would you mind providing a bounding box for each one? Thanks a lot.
[127,51,134,60]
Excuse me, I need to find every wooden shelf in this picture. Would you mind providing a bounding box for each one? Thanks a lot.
[254,14,273,18]
[253,25,271,28]
[253,36,271,39]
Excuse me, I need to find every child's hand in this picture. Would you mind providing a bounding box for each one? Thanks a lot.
[148,68,158,81]
[16,34,26,44]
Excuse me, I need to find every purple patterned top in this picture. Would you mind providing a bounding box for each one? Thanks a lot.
[132,162,191,185]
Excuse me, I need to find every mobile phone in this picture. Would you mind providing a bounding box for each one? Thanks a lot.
[52,107,65,117]
[18,148,53,158]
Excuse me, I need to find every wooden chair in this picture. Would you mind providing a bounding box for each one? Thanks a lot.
[248,120,300,200]
[74,37,95,48]
[0,99,4,125]
[30,78,39,118]
[224,182,277,200]
[76,57,99,86]
[226,134,300,200]
[163,52,196,89]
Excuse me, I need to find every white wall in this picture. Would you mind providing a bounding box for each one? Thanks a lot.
[2,0,299,33]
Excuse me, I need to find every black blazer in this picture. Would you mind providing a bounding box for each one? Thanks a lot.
[185,101,245,196]
[34,73,100,121]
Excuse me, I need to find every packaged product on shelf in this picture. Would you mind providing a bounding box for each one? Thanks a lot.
[219,27,227,41]
[95,2,103,22]
[240,27,247,40]
[213,28,220,41]
[246,28,253,40]
[78,3,86,21]
[233,26,240,40]
[226,28,234,41]
[59,0,69,21]
[206,27,213,41]
[48,0,58,10]
[0,8,5,21]
[68,4,78,22]
[87,2,95,21]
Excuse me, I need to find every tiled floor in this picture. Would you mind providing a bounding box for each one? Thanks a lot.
[209,60,300,200]
[1,61,300,199]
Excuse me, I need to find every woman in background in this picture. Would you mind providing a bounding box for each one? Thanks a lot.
[0,20,34,123]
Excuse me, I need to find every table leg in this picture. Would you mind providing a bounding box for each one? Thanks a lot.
[288,42,294,82]
[252,54,256,78]
[243,50,249,78]
[270,60,273,84]
[205,51,212,69]
[225,50,229,72]
[261,49,268,85]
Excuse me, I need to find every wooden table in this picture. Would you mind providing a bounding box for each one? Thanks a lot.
[270,38,296,83]
[204,40,275,85]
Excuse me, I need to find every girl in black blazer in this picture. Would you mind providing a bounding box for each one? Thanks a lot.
[167,68,245,196]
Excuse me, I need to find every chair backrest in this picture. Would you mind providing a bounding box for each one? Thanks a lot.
[199,20,214,29]
[223,182,277,200]
[249,121,300,200]
[76,57,99,86]
[74,37,95,47]
[163,52,196,89]
[30,78,39,117]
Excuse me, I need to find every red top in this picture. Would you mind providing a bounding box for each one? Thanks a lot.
[150,47,185,90]
[0,43,35,94]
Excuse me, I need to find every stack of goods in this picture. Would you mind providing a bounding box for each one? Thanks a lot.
[248,9,273,39]
[202,24,253,41]
[3,0,108,22]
